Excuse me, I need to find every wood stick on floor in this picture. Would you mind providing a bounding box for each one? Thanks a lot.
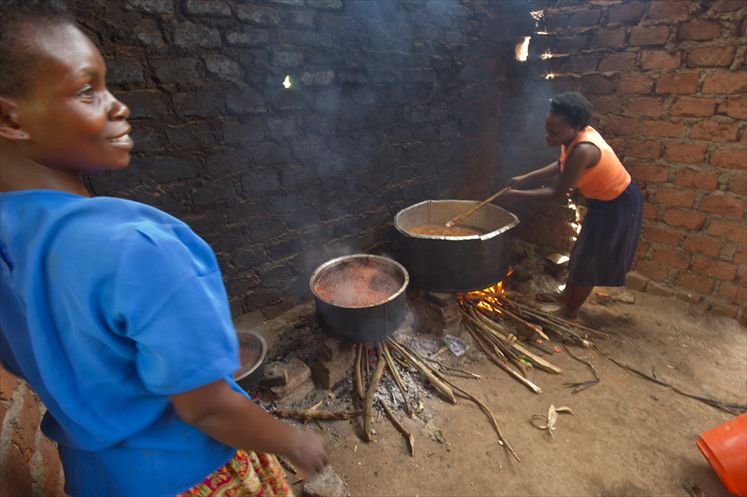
[386,339,456,404]
[449,383,520,462]
[274,408,363,420]
[364,345,387,442]
[396,340,519,462]
[422,356,482,380]
[354,344,365,400]
[380,400,415,456]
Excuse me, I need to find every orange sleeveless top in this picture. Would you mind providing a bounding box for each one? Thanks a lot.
[559,126,630,200]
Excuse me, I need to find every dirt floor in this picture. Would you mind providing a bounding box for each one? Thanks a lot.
[271,266,747,497]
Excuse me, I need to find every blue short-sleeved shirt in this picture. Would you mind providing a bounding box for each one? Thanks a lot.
[0,190,244,496]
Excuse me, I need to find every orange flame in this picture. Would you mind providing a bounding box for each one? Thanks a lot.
[460,268,513,312]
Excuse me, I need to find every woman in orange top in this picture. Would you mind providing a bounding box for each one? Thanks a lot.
[500,92,643,319]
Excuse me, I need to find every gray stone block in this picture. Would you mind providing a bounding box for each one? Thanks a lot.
[306,0,343,11]
[226,29,271,47]
[107,58,145,86]
[125,0,174,14]
[185,0,231,17]
[152,58,202,86]
[173,22,222,48]
[205,56,244,83]
[236,5,281,25]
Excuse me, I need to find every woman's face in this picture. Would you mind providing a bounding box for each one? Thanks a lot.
[544,112,580,148]
[12,24,133,172]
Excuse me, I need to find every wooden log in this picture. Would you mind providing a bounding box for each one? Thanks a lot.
[465,308,562,374]
[502,299,607,339]
[274,408,362,420]
[382,342,407,393]
[386,339,457,404]
[354,344,365,400]
[491,305,549,341]
[422,357,482,380]
[382,342,412,416]
[465,323,542,394]
[363,346,387,442]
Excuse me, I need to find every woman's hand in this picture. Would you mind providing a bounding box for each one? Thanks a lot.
[170,379,328,477]
[286,429,329,479]
[507,174,527,188]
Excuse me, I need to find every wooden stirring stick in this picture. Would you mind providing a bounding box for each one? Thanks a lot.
[444,186,510,228]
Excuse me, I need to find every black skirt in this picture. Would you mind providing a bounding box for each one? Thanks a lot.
[568,182,643,287]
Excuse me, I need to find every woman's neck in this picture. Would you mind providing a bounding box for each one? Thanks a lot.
[562,127,585,148]
[0,146,90,196]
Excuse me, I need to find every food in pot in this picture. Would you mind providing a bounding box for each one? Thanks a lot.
[314,260,402,307]
[235,342,262,378]
[408,223,485,237]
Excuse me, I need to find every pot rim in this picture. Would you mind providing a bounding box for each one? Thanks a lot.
[394,199,520,240]
[309,253,410,309]
[233,331,268,382]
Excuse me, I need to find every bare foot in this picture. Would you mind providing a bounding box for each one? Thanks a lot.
[551,307,578,322]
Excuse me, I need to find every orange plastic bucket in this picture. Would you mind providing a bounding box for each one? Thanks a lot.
[696,413,747,497]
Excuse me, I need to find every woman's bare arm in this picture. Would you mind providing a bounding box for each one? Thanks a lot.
[501,144,600,201]
[509,160,560,187]
[170,379,328,477]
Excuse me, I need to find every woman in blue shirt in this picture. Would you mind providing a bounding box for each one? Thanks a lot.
[0,2,327,496]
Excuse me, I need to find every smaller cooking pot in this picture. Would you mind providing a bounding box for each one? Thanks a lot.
[310,254,409,343]
[233,331,267,391]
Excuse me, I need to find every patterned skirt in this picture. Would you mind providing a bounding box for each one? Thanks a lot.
[177,450,294,497]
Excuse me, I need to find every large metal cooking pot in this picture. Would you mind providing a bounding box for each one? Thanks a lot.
[309,254,409,343]
[394,200,519,292]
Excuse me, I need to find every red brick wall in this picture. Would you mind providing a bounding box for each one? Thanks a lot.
[535,0,746,323]
[0,367,64,497]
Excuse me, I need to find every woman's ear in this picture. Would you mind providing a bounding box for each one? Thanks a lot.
[0,96,30,140]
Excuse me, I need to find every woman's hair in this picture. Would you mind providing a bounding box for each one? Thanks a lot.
[549,92,593,129]
[0,0,76,96]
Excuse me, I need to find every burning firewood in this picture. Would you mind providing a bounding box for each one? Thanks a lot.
[466,295,549,341]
